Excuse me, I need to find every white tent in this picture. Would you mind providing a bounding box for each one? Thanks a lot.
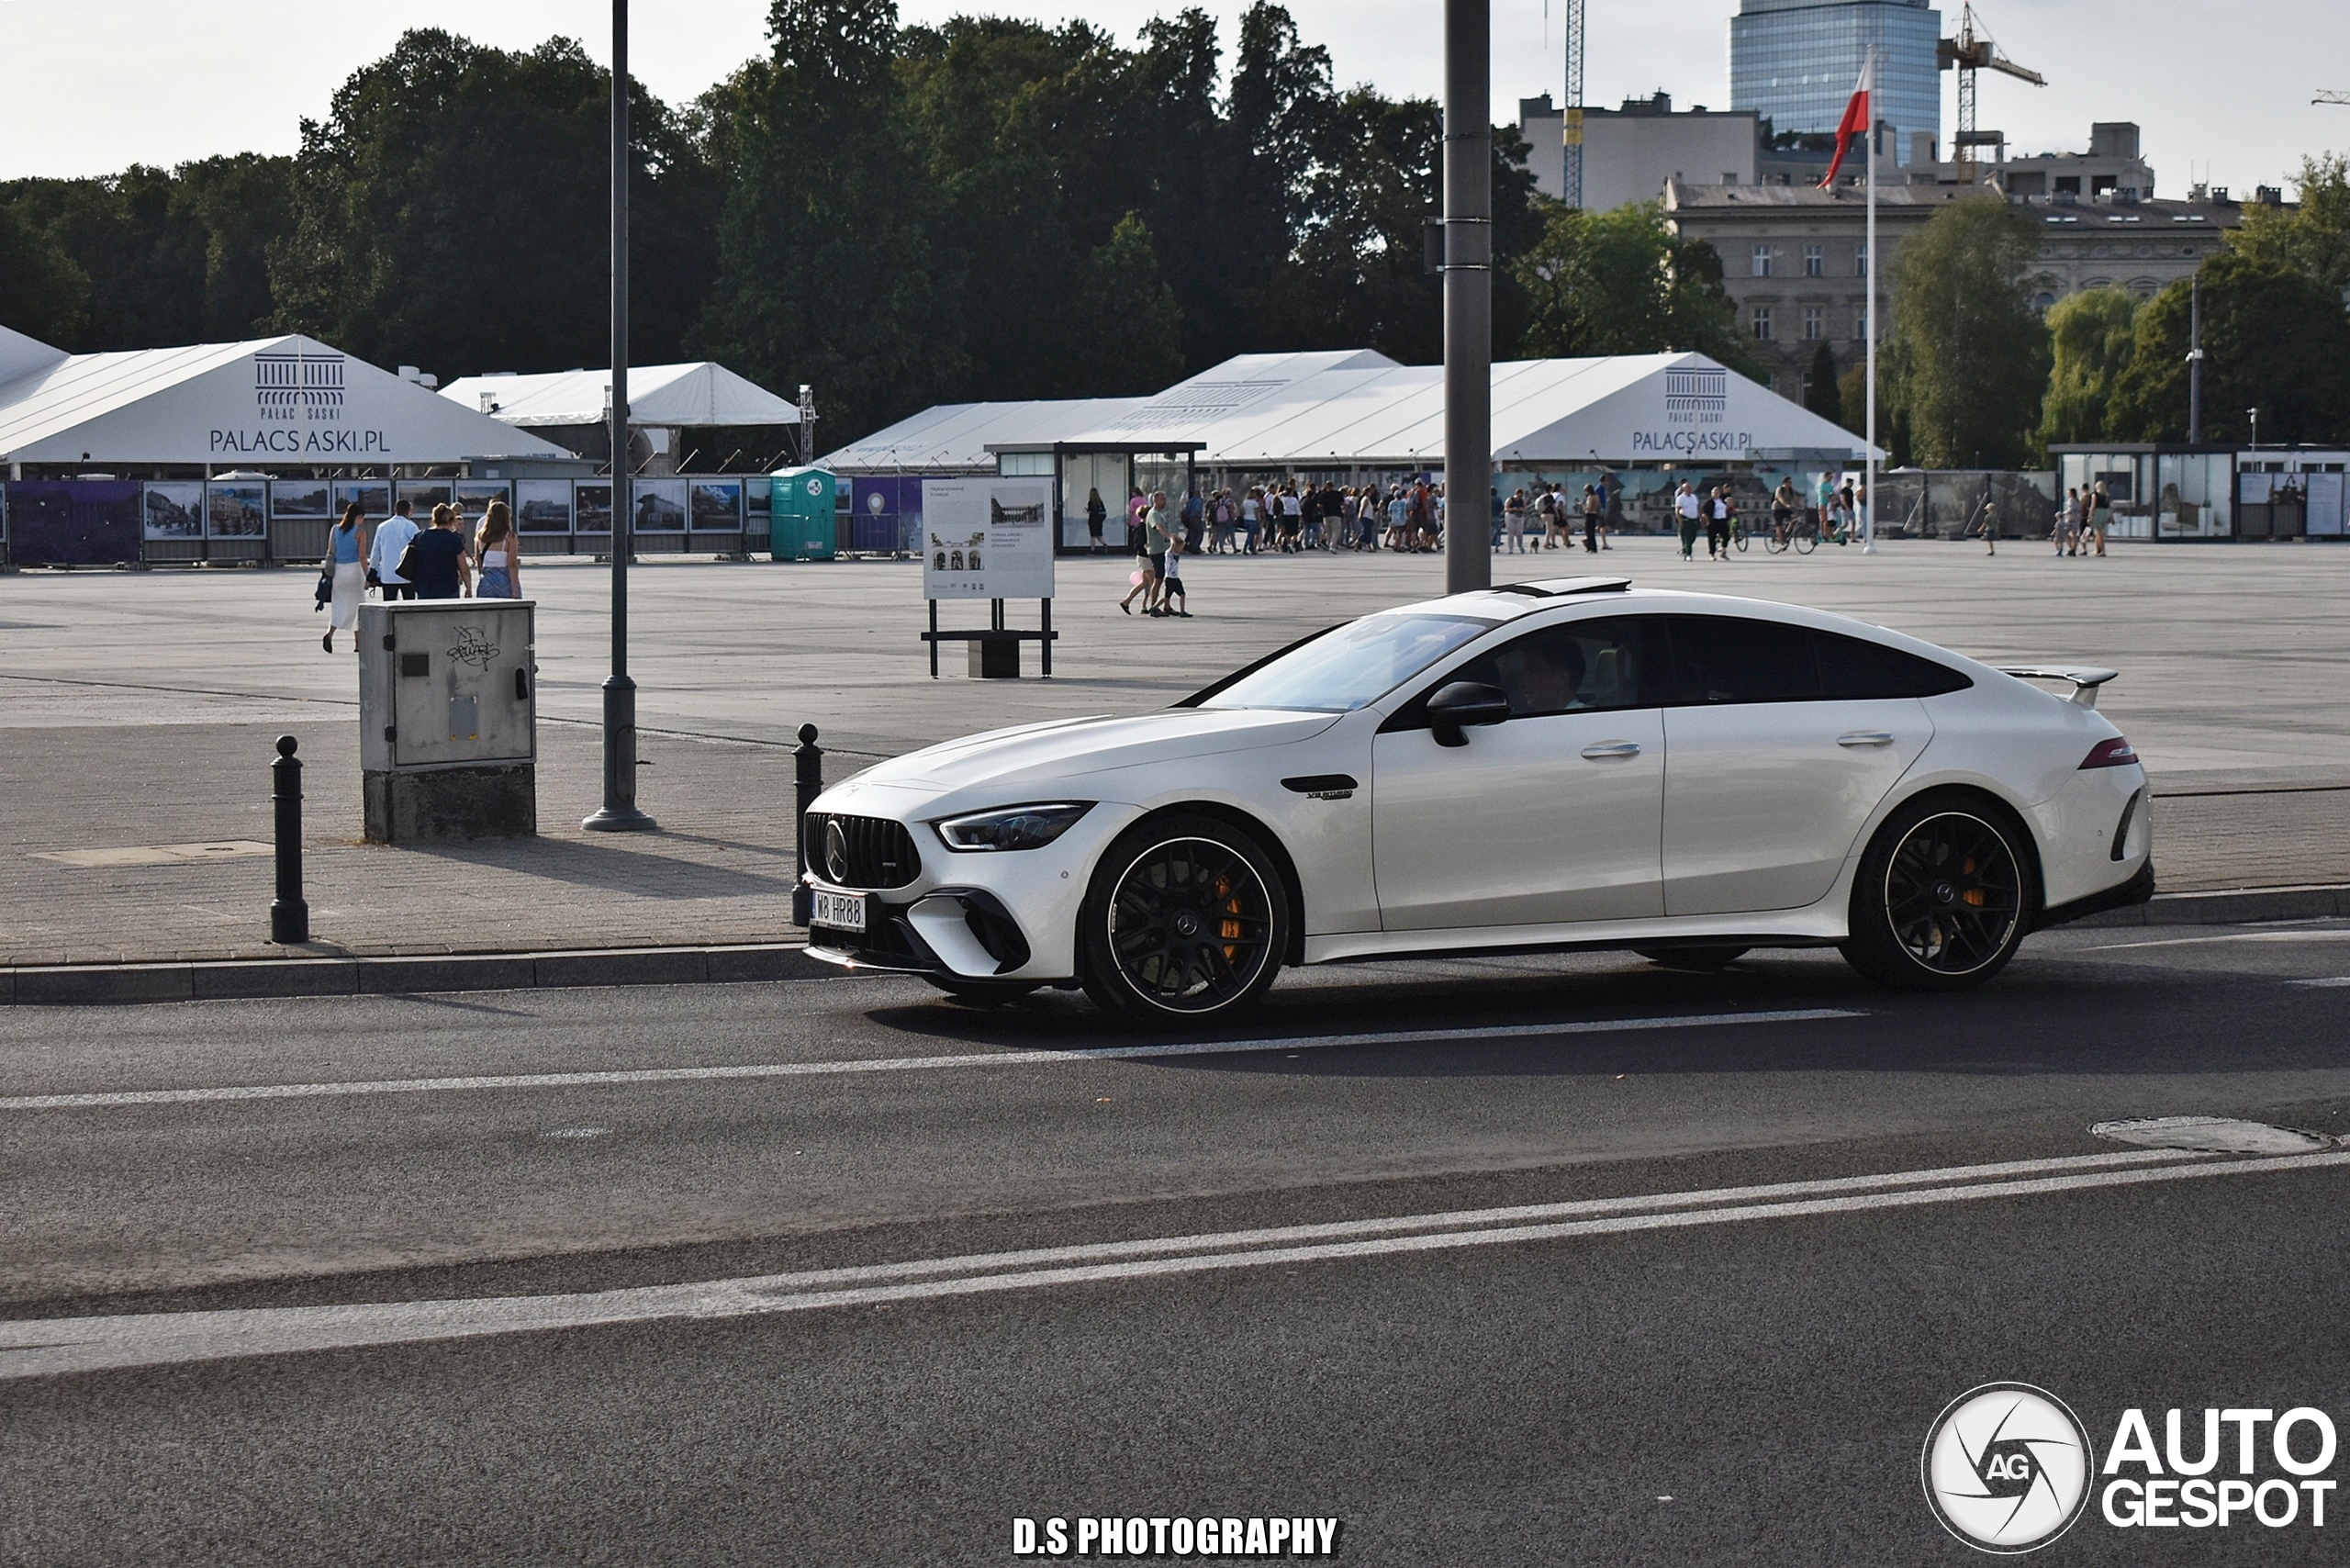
[439,363,802,430]
[822,396,1147,476]
[1073,351,1871,468]
[0,331,568,466]
[827,348,1869,476]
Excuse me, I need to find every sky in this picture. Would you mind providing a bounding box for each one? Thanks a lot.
[0,0,2342,196]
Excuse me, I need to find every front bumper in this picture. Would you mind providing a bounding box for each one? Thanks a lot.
[806,885,1040,979]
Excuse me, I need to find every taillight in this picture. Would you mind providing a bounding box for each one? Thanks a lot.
[2080,736,2138,769]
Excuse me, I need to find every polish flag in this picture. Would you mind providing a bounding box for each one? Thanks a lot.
[1816,69,1871,187]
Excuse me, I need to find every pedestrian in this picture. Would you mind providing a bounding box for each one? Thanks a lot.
[1143,491,1175,612]
[1085,487,1107,554]
[402,503,473,600]
[370,497,419,601]
[1299,483,1321,551]
[1707,486,1733,559]
[2087,482,2110,557]
[1674,482,1703,560]
[1161,532,1191,617]
[1505,487,1528,553]
[1385,486,1409,551]
[1241,487,1262,554]
[1532,486,1557,550]
[320,500,368,653]
[1182,487,1205,551]
[1577,485,1600,554]
[1816,470,1838,544]
[1836,478,1858,545]
[1595,474,1615,549]
[474,500,522,599]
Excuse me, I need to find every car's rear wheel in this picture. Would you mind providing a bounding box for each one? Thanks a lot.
[1841,794,2032,991]
[1079,814,1289,1027]
[1634,946,1749,972]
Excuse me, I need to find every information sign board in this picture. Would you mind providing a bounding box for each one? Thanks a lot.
[921,478,1055,599]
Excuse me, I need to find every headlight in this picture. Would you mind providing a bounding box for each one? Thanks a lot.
[934,802,1093,852]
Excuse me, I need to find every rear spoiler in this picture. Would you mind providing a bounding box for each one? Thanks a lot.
[1996,666,2120,709]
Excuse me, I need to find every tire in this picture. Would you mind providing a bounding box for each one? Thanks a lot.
[1634,946,1749,972]
[924,978,1041,1006]
[1841,793,2035,991]
[1078,812,1290,1027]
[1795,532,1817,554]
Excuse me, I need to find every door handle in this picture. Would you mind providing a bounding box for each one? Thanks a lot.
[1580,741,1642,760]
[1837,731,1897,747]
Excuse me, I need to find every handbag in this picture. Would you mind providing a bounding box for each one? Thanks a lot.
[313,560,333,611]
[395,540,422,584]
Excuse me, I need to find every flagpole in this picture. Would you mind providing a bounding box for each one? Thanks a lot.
[1863,46,1878,555]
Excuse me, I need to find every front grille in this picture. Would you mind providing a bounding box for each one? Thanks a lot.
[806,812,923,890]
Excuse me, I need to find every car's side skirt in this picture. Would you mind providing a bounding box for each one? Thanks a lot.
[1302,907,1849,966]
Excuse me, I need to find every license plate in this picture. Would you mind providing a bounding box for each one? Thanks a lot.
[811,889,867,931]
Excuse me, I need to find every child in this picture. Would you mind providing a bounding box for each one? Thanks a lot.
[1159,535,1190,617]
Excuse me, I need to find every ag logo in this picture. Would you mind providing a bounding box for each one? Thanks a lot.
[1922,1383,2094,1553]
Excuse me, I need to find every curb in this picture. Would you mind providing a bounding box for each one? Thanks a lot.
[2066,883,2350,929]
[2,941,831,1007]
[5,885,2344,1006]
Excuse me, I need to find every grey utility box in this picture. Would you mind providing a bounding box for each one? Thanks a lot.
[358,600,537,843]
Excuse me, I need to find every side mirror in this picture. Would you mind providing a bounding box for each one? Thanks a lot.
[1427,680,1511,747]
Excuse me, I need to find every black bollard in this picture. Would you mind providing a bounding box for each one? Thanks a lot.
[791,723,822,926]
[270,734,309,945]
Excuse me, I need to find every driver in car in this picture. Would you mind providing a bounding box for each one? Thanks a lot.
[1492,635,1586,716]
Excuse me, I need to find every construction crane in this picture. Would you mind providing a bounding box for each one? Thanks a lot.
[2316,90,2350,106]
[1548,0,1588,207]
[1938,3,2044,180]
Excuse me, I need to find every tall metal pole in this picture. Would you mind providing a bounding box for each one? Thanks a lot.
[2187,274,2204,442]
[586,0,655,832]
[1442,0,1493,596]
[1862,48,1879,556]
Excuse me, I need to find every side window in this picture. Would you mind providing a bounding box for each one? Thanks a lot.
[1813,629,1973,699]
[1447,617,1656,718]
[1662,615,1822,704]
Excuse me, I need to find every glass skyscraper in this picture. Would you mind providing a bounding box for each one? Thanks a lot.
[1730,0,1942,167]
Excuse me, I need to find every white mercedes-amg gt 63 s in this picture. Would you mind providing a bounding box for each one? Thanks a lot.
[802,577,2154,1026]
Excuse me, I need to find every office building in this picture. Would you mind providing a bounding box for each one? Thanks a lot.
[1520,93,1760,210]
[1730,0,1942,168]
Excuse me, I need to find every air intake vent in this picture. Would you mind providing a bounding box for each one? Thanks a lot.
[806,813,922,890]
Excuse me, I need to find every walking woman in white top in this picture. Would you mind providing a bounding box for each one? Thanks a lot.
[474,500,522,599]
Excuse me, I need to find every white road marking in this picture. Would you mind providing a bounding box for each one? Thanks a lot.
[0,1008,1863,1112]
[2288,978,2350,988]
[2081,930,2350,952]
[2,1147,2337,1382]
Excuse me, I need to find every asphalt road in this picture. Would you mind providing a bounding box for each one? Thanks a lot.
[6,924,2350,1564]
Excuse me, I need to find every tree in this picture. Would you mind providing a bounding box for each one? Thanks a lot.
[0,200,87,345]
[270,30,717,377]
[2037,286,2138,448]
[2230,152,2350,297]
[1883,196,2052,468]
[1511,199,1758,376]
[1069,213,1185,393]
[695,1,964,444]
[2107,251,2350,445]
[1805,342,1841,425]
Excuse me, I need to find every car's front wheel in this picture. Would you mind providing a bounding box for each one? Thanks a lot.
[1078,813,1290,1027]
[1841,793,2033,991]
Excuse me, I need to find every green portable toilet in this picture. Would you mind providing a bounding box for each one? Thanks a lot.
[768,466,839,561]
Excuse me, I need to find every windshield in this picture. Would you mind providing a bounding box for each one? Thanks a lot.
[1203,612,1498,712]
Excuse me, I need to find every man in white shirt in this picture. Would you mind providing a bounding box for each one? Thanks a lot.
[369,499,420,599]
[1674,483,1702,560]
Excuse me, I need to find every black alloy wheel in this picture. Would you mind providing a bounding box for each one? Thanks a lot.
[1842,798,2031,991]
[1080,815,1289,1026]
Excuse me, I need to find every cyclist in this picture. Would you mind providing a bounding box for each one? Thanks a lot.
[1770,477,1797,550]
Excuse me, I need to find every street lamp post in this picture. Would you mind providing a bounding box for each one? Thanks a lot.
[585,0,656,833]
[1440,0,1492,596]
